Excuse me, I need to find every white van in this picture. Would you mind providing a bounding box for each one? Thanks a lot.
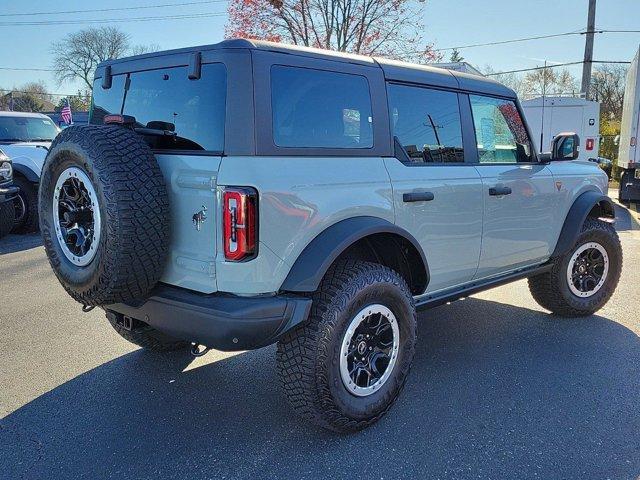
[522,97,600,162]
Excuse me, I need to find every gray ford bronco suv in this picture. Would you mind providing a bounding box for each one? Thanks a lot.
[38,40,622,432]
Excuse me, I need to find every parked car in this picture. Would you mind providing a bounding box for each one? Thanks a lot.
[0,149,19,240]
[0,111,59,233]
[45,111,89,129]
[37,39,622,432]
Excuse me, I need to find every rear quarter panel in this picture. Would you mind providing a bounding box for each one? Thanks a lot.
[215,156,394,294]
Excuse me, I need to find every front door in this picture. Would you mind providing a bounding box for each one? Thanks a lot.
[385,83,483,294]
[468,94,558,280]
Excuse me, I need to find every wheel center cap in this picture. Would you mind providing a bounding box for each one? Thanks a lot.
[578,265,586,274]
[357,341,367,356]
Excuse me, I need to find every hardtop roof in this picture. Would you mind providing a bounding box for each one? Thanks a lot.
[97,38,516,98]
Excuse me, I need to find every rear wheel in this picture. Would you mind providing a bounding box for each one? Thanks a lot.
[529,218,622,317]
[276,260,417,432]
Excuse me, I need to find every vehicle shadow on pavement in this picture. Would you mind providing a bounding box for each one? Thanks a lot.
[2,298,640,480]
[0,233,43,255]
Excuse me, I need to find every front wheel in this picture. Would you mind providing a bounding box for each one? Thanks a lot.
[529,218,622,317]
[276,260,417,432]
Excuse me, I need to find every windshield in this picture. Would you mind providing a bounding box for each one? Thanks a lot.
[0,116,60,142]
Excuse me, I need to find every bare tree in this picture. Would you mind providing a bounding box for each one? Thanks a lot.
[522,67,579,97]
[482,65,527,97]
[590,64,627,120]
[51,27,156,91]
[0,81,53,112]
[226,0,440,62]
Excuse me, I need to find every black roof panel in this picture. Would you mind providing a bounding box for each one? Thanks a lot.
[96,38,516,97]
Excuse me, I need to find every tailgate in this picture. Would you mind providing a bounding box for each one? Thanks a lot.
[156,153,221,294]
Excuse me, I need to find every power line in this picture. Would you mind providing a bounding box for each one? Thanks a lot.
[485,60,630,76]
[0,11,227,27]
[433,28,640,52]
[0,67,55,72]
[433,31,585,52]
[0,0,228,17]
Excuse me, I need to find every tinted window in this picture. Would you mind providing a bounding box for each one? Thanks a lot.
[388,84,464,163]
[90,63,226,152]
[470,95,532,164]
[0,116,59,142]
[271,66,373,148]
[90,74,126,124]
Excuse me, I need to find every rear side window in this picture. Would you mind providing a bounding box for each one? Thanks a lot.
[90,63,226,152]
[388,84,464,163]
[271,65,373,149]
[469,95,532,164]
[91,74,126,125]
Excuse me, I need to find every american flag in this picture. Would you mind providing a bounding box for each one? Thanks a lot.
[60,99,73,125]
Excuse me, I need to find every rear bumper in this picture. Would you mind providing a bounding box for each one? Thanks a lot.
[106,285,312,351]
[0,185,19,204]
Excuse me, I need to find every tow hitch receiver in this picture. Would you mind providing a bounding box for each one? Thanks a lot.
[116,315,134,331]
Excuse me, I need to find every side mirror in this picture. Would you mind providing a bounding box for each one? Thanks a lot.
[550,132,580,161]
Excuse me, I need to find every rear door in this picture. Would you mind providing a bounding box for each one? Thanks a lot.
[91,62,227,293]
[467,94,558,279]
[384,83,483,293]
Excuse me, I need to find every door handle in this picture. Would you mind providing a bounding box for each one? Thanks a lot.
[403,191,435,203]
[489,186,512,196]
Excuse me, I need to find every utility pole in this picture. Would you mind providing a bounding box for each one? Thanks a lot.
[581,0,597,99]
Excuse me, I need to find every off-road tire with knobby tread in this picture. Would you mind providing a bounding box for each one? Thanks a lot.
[105,311,189,352]
[276,260,417,433]
[528,218,622,317]
[39,125,170,307]
[12,176,39,234]
[0,199,15,239]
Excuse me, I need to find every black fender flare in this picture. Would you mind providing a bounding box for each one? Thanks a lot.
[551,190,615,259]
[280,216,429,293]
[12,163,40,183]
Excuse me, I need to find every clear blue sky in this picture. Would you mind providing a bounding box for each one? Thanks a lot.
[1,0,639,96]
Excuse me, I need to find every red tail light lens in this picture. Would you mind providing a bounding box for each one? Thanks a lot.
[223,187,258,261]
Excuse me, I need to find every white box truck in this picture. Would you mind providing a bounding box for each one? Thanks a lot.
[522,96,600,162]
[618,47,640,203]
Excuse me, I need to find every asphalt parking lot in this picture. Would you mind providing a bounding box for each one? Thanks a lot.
[1,205,639,480]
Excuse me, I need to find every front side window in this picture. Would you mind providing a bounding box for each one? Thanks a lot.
[469,95,533,164]
[271,65,373,149]
[90,63,226,152]
[388,84,464,163]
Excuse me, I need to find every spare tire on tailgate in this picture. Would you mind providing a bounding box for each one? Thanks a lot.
[39,125,170,307]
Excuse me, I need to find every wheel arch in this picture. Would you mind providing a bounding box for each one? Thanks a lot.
[551,190,615,259]
[12,163,40,183]
[280,216,429,295]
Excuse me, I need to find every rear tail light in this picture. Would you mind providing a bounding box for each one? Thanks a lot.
[223,187,258,261]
